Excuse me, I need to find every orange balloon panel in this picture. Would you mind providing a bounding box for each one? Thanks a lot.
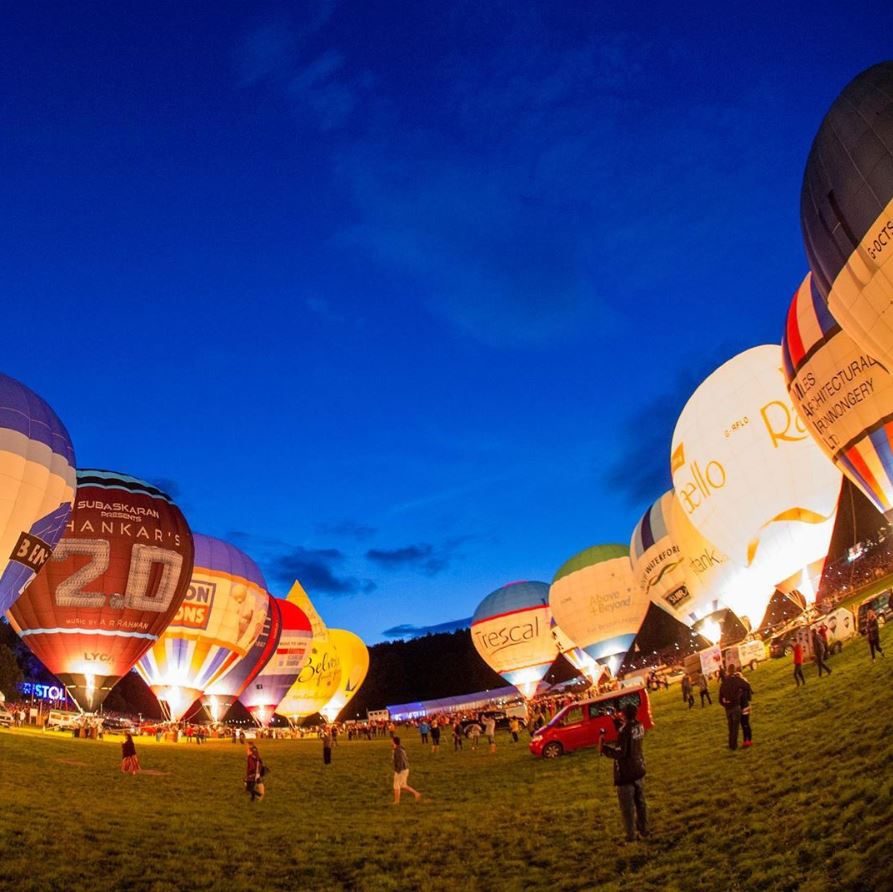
[7,470,194,711]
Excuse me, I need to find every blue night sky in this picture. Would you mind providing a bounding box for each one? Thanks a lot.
[3,3,889,643]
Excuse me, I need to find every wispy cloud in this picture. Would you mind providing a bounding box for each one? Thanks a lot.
[366,536,472,575]
[268,545,376,596]
[315,519,377,540]
[382,617,472,639]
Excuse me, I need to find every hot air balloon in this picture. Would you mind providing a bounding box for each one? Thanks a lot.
[670,345,842,604]
[0,373,77,614]
[665,493,775,635]
[470,581,559,700]
[239,598,312,726]
[201,593,282,723]
[783,272,893,518]
[549,546,647,675]
[8,470,193,711]
[136,533,268,721]
[549,618,602,686]
[801,62,893,369]
[276,581,342,721]
[319,629,370,723]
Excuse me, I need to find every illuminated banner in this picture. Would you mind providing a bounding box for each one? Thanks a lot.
[18,681,68,701]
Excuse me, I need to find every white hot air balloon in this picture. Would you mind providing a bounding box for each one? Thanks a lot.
[671,345,842,605]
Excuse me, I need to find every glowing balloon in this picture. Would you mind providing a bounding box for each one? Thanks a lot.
[319,629,370,722]
[471,581,558,699]
[240,598,312,726]
[8,470,193,711]
[783,272,893,517]
[0,373,77,614]
[136,534,268,721]
[670,345,842,598]
[201,593,282,722]
[549,546,647,671]
[276,581,342,720]
[801,63,893,369]
[666,493,775,630]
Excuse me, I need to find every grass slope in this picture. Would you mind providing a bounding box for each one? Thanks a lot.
[1,628,892,892]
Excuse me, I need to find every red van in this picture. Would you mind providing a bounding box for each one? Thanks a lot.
[529,684,654,759]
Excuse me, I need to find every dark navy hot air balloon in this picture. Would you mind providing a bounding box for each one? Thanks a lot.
[801,62,893,368]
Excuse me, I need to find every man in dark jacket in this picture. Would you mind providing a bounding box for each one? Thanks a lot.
[600,703,647,842]
[718,668,748,750]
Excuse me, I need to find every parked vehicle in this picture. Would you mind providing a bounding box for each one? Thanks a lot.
[101,716,137,734]
[529,684,653,759]
[45,710,81,731]
[723,639,768,673]
[811,607,856,654]
[683,644,724,679]
[857,590,892,634]
[769,622,812,659]
[0,704,14,728]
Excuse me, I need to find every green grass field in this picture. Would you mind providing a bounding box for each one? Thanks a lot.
[2,627,892,892]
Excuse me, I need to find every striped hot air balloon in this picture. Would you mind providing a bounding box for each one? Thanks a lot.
[0,373,77,614]
[136,534,268,721]
[471,581,558,700]
[784,272,893,518]
[239,598,312,726]
[8,470,193,711]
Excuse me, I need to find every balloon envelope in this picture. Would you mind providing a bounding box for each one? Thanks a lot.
[8,470,194,711]
[670,345,842,593]
[471,581,558,699]
[801,62,893,369]
[276,581,342,719]
[201,593,282,722]
[549,545,646,670]
[0,373,77,614]
[319,629,370,722]
[136,533,268,721]
[783,272,893,517]
[240,598,313,726]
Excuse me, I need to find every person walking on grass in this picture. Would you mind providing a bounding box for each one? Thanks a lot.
[735,670,754,748]
[599,703,648,843]
[509,717,520,743]
[681,675,695,709]
[245,744,265,802]
[812,627,832,677]
[792,641,806,687]
[697,673,712,707]
[121,732,140,775]
[867,610,885,660]
[392,736,421,804]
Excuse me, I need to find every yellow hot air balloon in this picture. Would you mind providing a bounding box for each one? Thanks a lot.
[671,345,842,605]
[549,545,648,677]
[276,581,342,721]
[319,629,369,722]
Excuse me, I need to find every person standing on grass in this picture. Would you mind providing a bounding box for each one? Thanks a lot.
[599,703,648,843]
[866,610,885,660]
[245,744,265,801]
[793,642,806,686]
[681,675,695,709]
[483,715,496,753]
[430,717,441,753]
[322,726,333,765]
[812,627,832,677]
[452,719,463,751]
[392,736,421,804]
[718,668,746,750]
[419,719,430,745]
[697,673,712,707]
[121,732,140,775]
[467,720,482,749]
[509,717,520,743]
[735,670,754,748]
